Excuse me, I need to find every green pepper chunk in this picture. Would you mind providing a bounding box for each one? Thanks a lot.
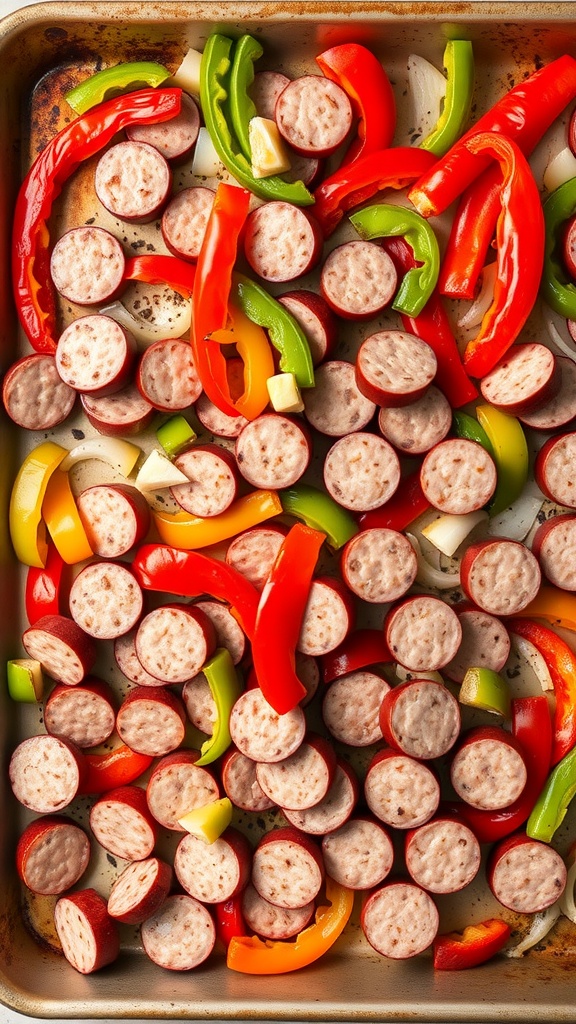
[421,40,474,157]
[280,484,358,550]
[156,415,196,459]
[349,203,440,316]
[541,176,576,319]
[195,648,243,766]
[526,744,576,843]
[459,667,511,717]
[228,34,262,159]
[200,34,313,206]
[452,410,495,459]
[234,274,314,389]
[6,659,44,702]
[65,61,171,115]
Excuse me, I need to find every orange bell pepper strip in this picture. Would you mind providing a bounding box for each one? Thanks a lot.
[227,877,354,974]
[524,585,576,632]
[42,469,93,565]
[152,489,282,550]
[210,294,275,421]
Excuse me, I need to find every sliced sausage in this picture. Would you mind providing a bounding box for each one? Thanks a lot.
[275,75,353,156]
[487,834,567,913]
[479,342,559,416]
[56,315,136,397]
[377,385,452,455]
[16,815,90,895]
[146,751,220,831]
[379,679,461,760]
[519,356,576,431]
[364,749,440,829]
[225,524,287,591]
[2,354,76,430]
[443,606,511,684]
[69,561,143,640]
[54,889,119,974]
[460,539,541,616]
[228,688,305,763]
[278,290,337,366]
[361,882,439,959]
[134,604,216,684]
[235,413,311,489]
[251,826,324,909]
[404,817,481,894]
[281,759,359,836]
[322,670,390,747]
[22,613,96,685]
[450,726,528,810]
[221,747,276,813]
[141,894,215,971]
[250,70,291,119]
[321,817,394,891]
[384,596,462,672]
[302,360,376,437]
[320,240,397,320]
[534,430,576,508]
[89,785,158,861]
[95,140,172,222]
[297,576,354,656]
[44,678,116,749]
[116,686,187,758]
[161,185,215,260]
[295,652,320,706]
[420,438,497,515]
[341,528,417,603]
[182,672,217,735]
[10,735,85,814]
[126,93,200,161]
[243,201,323,282]
[81,384,154,436]
[136,338,203,412]
[171,443,239,517]
[255,733,336,810]
[532,512,576,591]
[356,330,437,407]
[323,432,401,512]
[241,883,314,940]
[77,483,150,558]
[50,226,125,305]
[195,391,249,439]
[107,857,173,924]
[174,827,251,903]
[114,629,166,687]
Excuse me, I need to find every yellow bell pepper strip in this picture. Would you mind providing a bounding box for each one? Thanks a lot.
[42,469,93,565]
[9,441,68,567]
[234,275,315,390]
[421,41,474,157]
[526,743,576,843]
[524,585,576,632]
[65,61,171,114]
[209,293,275,421]
[178,797,233,842]
[227,876,354,974]
[433,918,511,971]
[156,415,197,459]
[6,659,44,702]
[195,649,243,766]
[280,484,358,550]
[475,404,528,516]
[153,489,283,550]
[459,667,511,718]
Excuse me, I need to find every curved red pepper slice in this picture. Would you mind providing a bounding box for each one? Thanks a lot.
[123,254,196,296]
[321,629,391,684]
[358,470,430,534]
[25,542,65,624]
[215,895,247,947]
[433,918,511,971]
[81,741,153,794]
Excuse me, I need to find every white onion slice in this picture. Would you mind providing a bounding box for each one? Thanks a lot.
[559,855,576,924]
[406,532,460,590]
[457,262,497,329]
[510,633,555,693]
[502,903,561,957]
[395,665,445,685]
[134,450,190,493]
[192,126,226,177]
[543,305,576,361]
[60,438,142,477]
[421,510,488,557]
[543,146,576,193]
[487,477,544,542]
[169,47,202,96]
[101,297,191,346]
[406,53,446,145]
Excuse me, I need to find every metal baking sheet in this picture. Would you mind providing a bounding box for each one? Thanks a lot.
[0,1,575,1019]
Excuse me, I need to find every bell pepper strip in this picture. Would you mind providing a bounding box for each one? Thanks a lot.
[210,293,276,420]
[25,542,65,624]
[6,659,44,703]
[12,87,182,355]
[321,629,391,684]
[64,61,171,114]
[421,40,474,157]
[541,176,576,319]
[452,410,495,457]
[195,650,243,766]
[215,895,247,947]
[199,33,313,206]
[459,667,511,718]
[228,34,262,160]
[524,585,576,632]
[507,618,576,765]
[178,796,234,841]
[526,743,576,843]
[408,54,576,218]
[279,484,357,550]
[315,43,396,166]
[153,489,283,551]
[475,404,528,517]
[41,469,93,565]
[80,741,154,794]
[233,275,314,390]
[252,523,325,715]
[313,145,437,238]
[383,237,478,408]
[9,441,68,567]
[358,469,430,534]
[350,203,440,316]
[433,919,511,971]
[156,415,197,459]
[123,255,196,297]
[227,876,354,974]
[439,164,503,298]
[132,543,260,640]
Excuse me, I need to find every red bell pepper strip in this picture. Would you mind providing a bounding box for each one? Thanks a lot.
[191,182,251,417]
[433,919,511,971]
[384,237,478,407]
[81,741,153,794]
[123,254,196,297]
[12,87,182,354]
[358,470,430,534]
[24,542,65,624]
[252,523,326,714]
[131,543,260,641]
[508,618,576,765]
[215,896,247,947]
[321,629,391,684]
[409,53,576,219]
[457,133,545,380]
[312,146,437,238]
[438,164,501,299]
[315,43,396,166]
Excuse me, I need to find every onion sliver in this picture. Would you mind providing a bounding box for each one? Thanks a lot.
[510,633,555,693]
[421,510,488,558]
[406,53,446,145]
[502,903,561,958]
[457,261,497,329]
[487,478,544,542]
[60,438,142,477]
[406,532,460,590]
[544,305,576,361]
[559,856,576,924]
[101,297,191,346]
[543,146,576,193]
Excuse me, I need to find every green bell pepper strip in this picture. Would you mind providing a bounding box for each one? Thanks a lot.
[526,743,576,843]
[200,33,313,206]
[228,34,262,159]
[6,659,44,702]
[475,404,528,516]
[452,410,495,458]
[349,203,440,316]
[156,415,196,459]
[234,275,314,389]
[459,667,511,717]
[541,176,576,319]
[65,62,171,115]
[195,648,243,766]
[421,41,474,157]
[280,484,358,550]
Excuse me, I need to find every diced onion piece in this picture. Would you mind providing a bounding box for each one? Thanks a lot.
[457,261,497,329]
[543,146,576,193]
[249,116,292,178]
[178,797,233,844]
[192,126,226,177]
[502,903,561,957]
[421,510,488,557]
[559,854,576,924]
[134,449,191,492]
[266,372,303,413]
[169,47,203,95]
[100,297,192,346]
[510,633,555,693]
[487,478,544,542]
[395,664,445,685]
[544,305,576,360]
[406,532,460,590]
[61,438,141,477]
[406,53,446,145]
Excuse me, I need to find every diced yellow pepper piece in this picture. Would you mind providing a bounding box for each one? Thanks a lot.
[249,116,292,178]
[178,797,233,843]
